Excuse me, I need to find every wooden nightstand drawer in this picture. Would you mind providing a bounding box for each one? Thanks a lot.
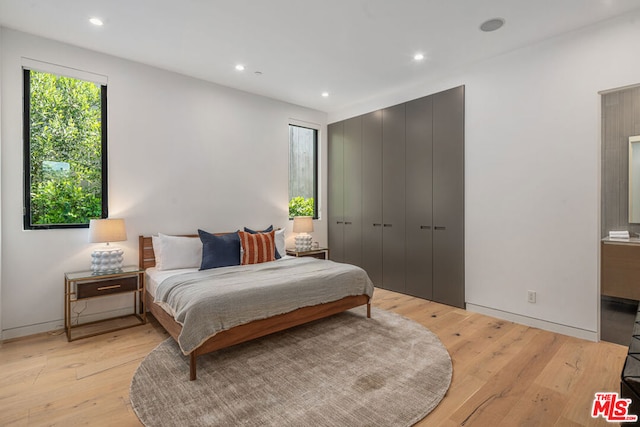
[76,276,138,299]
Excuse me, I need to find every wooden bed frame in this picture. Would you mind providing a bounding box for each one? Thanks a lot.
[138,235,371,380]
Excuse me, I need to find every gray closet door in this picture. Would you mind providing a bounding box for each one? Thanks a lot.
[432,86,465,308]
[343,116,363,267]
[382,103,406,293]
[328,122,344,263]
[361,111,383,287]
[405,95,434,300]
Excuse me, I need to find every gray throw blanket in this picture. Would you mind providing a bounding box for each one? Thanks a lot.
[154,257,374,354]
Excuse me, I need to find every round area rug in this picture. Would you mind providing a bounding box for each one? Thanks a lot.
[130,307,452,427]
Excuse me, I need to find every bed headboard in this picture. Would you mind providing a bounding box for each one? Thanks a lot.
[139,236,155,270]
[138,234,199,270]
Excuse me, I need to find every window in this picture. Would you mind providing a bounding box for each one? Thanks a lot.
[23,68,107,229]
[288,124,318,219]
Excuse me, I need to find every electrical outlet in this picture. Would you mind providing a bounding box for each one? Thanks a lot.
[527,290,536,303]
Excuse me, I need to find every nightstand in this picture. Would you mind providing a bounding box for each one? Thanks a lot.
[286,247,329,260]
[64,266,146,341]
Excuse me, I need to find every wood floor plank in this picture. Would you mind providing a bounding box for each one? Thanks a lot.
[463,323,533,367]
[449,330,565,425]
[501,383,568,427]
[0,287,629,426]
[556,340,627,426]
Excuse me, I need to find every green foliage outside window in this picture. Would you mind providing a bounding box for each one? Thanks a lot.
[289,196,315,217]
[288,124,318,219]
[26,70,105,227]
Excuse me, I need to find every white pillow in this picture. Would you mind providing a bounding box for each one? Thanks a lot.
[152,233,202,270]
[275,228,285,258]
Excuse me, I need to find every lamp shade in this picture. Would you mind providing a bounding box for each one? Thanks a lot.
[88,218,127,243]
[292,216,314,233]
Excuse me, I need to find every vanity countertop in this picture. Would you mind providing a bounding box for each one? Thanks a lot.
[602,236,640,245]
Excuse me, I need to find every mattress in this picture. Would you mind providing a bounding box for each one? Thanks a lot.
[146,267,198,299]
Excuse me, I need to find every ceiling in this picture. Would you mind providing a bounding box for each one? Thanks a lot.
[1,0,640,114]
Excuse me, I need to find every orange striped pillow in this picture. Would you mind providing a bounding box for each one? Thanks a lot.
[238,230,276,265]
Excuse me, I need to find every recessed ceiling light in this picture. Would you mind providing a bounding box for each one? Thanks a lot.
[235,64,245,71]
[480,18,505,32]
[414,53,424,61]
[321,92,329,97]
[89,17,103,26]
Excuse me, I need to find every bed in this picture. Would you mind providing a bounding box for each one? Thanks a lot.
[138,233,373,380]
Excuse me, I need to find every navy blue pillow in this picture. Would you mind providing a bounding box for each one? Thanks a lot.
[244,225,273,234]
[198,229,241,270]
[243,225,281,259]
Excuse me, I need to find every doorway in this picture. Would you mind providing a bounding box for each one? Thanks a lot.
[600,84,640,345]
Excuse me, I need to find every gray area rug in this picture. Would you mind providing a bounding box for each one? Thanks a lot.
[130,307,452,426]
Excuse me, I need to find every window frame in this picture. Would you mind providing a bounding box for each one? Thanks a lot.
[22,67,109,230]
[288,123,319,220]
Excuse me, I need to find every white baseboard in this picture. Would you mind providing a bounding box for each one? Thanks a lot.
[466,303,598,342]
[1,307,136,341]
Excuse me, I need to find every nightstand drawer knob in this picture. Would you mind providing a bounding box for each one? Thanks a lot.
[97,284,121,291]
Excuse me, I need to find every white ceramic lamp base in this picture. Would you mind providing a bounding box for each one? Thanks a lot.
[295,233,313,251]
[91,246,124,272]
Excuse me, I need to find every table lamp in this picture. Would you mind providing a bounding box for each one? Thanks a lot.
[293,216,313,251]
[88,218,127,272]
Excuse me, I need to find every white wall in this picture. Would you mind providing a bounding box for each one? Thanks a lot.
[0,28,328,339]
[331,10,640,340]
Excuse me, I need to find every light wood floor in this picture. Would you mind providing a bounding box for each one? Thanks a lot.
[0,288,627,426]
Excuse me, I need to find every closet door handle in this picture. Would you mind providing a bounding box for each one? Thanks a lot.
[336,221,344,224]
[373,223,382,227]
[383,224,393,227]
[434,226,446,230]
[420,225,431,230]
[345,221,353,225]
